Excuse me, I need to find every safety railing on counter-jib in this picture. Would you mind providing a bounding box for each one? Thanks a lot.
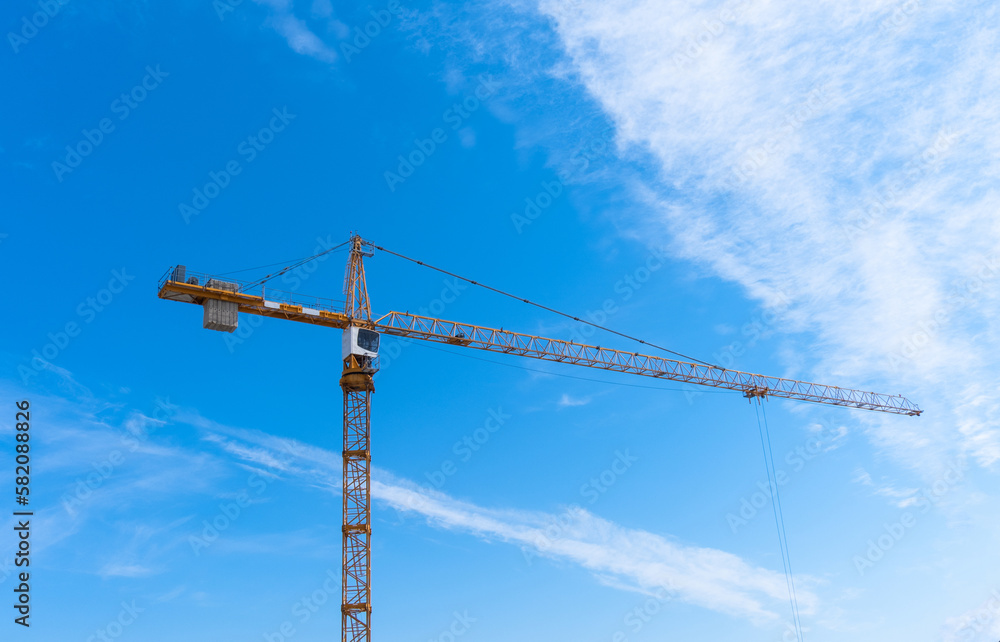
[159,265,347,316]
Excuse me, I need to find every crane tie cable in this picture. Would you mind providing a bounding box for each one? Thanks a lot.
[239,240,350,291]
[371,243,721,368]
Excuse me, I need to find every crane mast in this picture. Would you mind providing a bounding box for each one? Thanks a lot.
[341,238,375,641]
[157,234,922,642]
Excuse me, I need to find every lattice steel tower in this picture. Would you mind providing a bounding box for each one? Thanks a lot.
[340,235,376,642]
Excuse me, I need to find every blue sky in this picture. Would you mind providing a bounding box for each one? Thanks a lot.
[2,0,1000,640]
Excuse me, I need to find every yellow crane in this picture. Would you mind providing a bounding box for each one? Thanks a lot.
[158,234,921,642]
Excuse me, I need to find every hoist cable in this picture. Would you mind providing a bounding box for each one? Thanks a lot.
[754,401,803,641]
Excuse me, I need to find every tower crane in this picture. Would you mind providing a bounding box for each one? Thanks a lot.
[157,234,921,642]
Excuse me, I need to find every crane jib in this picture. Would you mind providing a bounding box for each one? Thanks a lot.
[373,310,922,416]
[155,271,922,417]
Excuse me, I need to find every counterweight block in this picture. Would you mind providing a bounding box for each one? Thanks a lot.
[201,279,239,332]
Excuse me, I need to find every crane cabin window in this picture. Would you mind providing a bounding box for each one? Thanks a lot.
[357,329,380,354]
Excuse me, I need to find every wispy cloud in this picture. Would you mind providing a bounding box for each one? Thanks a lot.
[270,13,337,62]
[253,0,338,63]
[558,392,591,407]
[501,0,1000,475]
[374,475,817,622]
[155,585,186,603]
[30,386,818,624]
[197,413,819,623]
[100,562,156,578]
[872,485,920,508]
[852,468,874,486]
[853,466,921,507]
[182,410,341,491]
[942,588,1000,642]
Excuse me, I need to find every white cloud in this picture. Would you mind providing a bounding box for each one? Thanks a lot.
[253,0,338,63]
[182,410,342,491]
[202,433,291,472]
[271,14,338,63]
[311,0,332,19]
[99,563,155,578]
[0,379,821,628]
[942,589,1000,642]
[374,475,816,622]
[873,484,918,501]
[523,0,1000,473]
[558,392,591,407]
[200,416,819,624]
[852,466,920,507]
[156,585,186,603]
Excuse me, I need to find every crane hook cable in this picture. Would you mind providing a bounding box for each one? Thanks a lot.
[371,243,721,368]
[755,400,804,641]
